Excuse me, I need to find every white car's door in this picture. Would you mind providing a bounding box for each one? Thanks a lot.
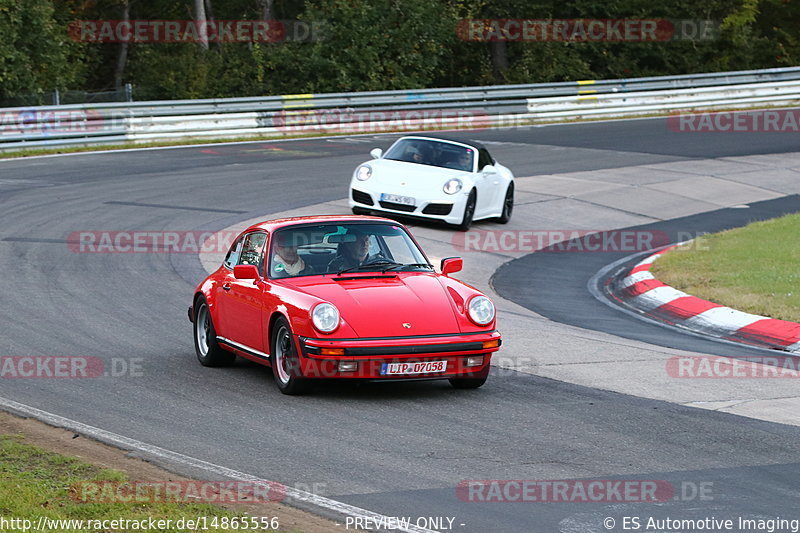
[473,148,503,219]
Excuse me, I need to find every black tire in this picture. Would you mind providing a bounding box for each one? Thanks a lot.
[193,297,236,367]
[270,316,309,395]
[449,377,487,389]
[352,206,370,215]
[455,190,476,232]
[496,183,514,224]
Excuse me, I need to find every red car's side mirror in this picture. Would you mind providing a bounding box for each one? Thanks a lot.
[440,257,463,277]
[233,264,260,280]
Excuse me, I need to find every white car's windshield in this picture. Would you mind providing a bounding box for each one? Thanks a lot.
[384,139,475,172]
[270,223,432,278]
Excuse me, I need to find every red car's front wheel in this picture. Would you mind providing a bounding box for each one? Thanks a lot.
[193,297,235,367]
[270,317,309,395]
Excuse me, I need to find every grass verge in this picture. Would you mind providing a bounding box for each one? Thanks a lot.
[0,434,289,532]
[651,213,800,322]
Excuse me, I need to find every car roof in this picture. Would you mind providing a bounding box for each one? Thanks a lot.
[243,215,400,233]
[398,134,487,151]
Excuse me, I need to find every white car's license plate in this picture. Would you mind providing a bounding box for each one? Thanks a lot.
[381,193,416,206]
[380,360,448,375]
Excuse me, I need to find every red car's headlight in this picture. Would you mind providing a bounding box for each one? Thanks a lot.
[467,295,495,326]
[312,303,340,333]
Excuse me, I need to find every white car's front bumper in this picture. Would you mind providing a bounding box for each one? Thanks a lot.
[349,187,468,225]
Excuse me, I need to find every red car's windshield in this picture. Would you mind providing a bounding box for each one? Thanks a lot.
[269,223,431,278]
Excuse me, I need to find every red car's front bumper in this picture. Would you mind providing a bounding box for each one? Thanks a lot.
[295,330,501,380]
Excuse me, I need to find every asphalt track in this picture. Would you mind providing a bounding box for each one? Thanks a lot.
[2,118,800,532]
[493,194,800,359]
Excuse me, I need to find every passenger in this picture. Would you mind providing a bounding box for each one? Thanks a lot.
[405,145,424,164]
[271,232,314,277]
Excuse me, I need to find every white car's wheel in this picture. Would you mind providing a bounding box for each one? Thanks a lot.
[455,190,476,232]
[496,183,514,224]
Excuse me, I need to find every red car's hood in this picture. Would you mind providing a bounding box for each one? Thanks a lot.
[283,273,461,337]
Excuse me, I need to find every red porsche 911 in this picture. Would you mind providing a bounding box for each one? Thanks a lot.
[189,215,501,394]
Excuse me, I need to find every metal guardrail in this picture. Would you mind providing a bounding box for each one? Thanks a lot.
[2,66,800,151]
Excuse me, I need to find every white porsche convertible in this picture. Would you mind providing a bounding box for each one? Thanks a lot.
[348,136,514,230]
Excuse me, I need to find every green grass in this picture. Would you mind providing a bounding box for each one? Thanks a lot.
[651,213,800,322]
[0,435,285,532]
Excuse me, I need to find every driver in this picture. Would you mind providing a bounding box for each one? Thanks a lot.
[405,145,428,165]
[457,150,473,171]
[327,230,371,272]
[271,232,314,277]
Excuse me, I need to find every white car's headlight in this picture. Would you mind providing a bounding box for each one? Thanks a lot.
[443,178,462,195]
[355,165,372,181]
[468,296,495,326]
[312,303,340,333]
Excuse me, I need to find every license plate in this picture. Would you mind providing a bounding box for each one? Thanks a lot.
[381,193,416,206]
[380,360,448,375]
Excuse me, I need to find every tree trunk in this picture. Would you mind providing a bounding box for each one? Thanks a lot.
[258,0,274,21]
[194,0,209,50]
[489,41,509,83]
[113,0,129,89]
[204,0,218,51]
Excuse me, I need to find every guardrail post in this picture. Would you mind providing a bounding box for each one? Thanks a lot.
[125,83,133,102]
[52,89,60,106]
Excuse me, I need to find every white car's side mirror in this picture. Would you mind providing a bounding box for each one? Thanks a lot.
[481,164,497,174]
[370,148,383,159]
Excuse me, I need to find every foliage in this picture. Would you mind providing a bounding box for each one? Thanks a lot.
[0,0,798,101]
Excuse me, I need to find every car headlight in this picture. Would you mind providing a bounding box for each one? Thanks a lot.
[468,296,495,326]
[355,165,372,181]
[312,303,340,333]
[443,178,462,195]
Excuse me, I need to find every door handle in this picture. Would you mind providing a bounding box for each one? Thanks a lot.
[222,284,231,291]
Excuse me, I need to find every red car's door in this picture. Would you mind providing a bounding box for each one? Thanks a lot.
[217,231,268,354]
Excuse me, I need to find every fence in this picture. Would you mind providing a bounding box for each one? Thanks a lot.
[1,68,800,152]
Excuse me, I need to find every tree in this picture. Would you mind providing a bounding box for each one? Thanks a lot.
[0,0,87,102]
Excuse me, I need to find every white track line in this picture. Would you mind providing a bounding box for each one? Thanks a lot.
[0,396,435,533]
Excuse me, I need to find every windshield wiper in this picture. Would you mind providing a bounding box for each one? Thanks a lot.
[382,263,434,273]
[337,260,402,275]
